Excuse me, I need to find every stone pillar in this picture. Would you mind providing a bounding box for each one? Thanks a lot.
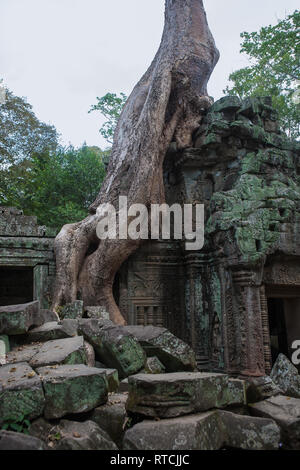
[231,271,266,377]
[184,254,210,369]
[33,265,49,309]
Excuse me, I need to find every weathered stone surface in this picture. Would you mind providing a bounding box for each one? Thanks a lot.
[123,410,280,451]
[60,300,84,319]
[30,336,88,368]
[225,378,247,406]
[143,356,166,374]
[7,336,88,368]
[34,309,58,326]
[84,340,95,367]
[95,368,119,392]
[27,320,78,343]
[123,411,224,450]
[30,418,117,450]
[37,364,108,419]
[119,378,129,392]
[246,375,282,403]
[0,430,47,450]
[79,321,146,379]
[123,326,196,372]
[0,334,9,365]
[49,420,118,450]
[218,410,280,450]
[0,301,39,335]
[90,393,127,448]
[270,354,300,398]
[126,372,234,418]
[0,362,45,424]
[123,409,280,451]
[249,395,300,449]
[85,306,110,320]
[6,342,41,364]
[210,96,241,114]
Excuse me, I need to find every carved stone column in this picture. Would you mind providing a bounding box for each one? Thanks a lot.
[231,271,266,376]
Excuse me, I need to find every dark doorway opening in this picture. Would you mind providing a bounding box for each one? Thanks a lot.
[0,266,33,306]
[267,298,289,365]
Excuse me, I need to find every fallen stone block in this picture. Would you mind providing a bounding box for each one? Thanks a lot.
[49,420,118,450]
[0,430,47,450]
[123,410,280,451]
[30,418,117,450]
[26,320,78,343]
[60,300,84,319]
[0,362,45,424]
[30,336,88,368]
[37,364,108,419]
[0,301,39,335]
[123,326,196,372]
[270,354,300,398]
[90,393,127,448]
[123,411,224,450]
[7,336,88,368]
[126,372,232,418]
[85,306,110,320]
[249,395,300,449]
[79,320,146,379]
[218,410,280,450]
[143,356,166,374]
[246,375,283,402]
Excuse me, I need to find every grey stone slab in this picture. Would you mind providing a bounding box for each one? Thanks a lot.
[37,364,108,419]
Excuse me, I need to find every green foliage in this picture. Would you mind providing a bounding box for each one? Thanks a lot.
[0,144,106,229]
[0,85,58,165]
[89,92,127,144]
[225,10,300,138]
[1,414,31,435]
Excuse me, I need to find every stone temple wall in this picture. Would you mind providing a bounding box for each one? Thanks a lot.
[118,96,300,378]
[0,207,56,309]
[1,96,299,379]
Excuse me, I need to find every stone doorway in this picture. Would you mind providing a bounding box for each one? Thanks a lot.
[0,266,33,306]
[266,286,300,371]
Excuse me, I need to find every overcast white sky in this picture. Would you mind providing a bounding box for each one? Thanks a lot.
[0,0,298,149]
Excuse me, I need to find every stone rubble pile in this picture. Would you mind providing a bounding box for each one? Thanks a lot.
[0,300,299,450]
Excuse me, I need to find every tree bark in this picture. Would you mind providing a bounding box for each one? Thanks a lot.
[52,0,219,325]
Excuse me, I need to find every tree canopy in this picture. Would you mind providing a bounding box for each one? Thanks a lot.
[0,85,106,229]
[225,10,300,138]
[89,92,127,145]
[0,86,59,165]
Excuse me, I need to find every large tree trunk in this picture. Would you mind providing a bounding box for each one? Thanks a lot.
[52,0,219,325]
